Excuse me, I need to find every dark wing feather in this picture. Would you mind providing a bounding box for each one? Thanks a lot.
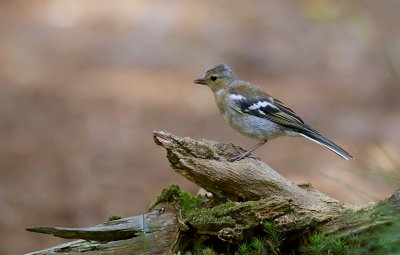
[231,95,305,128]
[272,98,304,124]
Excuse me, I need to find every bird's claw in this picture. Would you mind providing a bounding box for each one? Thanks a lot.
[228,151,260,162]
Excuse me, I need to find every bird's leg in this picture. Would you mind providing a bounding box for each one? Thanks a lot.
[229,140,267,162]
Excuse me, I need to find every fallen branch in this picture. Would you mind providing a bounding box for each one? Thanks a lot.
[26,131,400,254]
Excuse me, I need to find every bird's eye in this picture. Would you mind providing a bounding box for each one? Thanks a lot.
[210,75,218,81]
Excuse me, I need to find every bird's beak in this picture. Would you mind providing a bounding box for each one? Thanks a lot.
[193,77,208,85]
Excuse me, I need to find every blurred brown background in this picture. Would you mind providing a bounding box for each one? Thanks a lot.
[1,1,400,254]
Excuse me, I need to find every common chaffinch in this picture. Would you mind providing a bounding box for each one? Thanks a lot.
[194,64,353,161]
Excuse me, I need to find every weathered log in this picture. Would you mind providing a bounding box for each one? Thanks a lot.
[26,131,400,254]
[152,131,352,210]
[26,203,179,255]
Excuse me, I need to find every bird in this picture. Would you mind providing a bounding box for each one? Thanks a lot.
[194,64,353,161]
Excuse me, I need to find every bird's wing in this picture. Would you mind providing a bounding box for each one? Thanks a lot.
[229,94,305,128]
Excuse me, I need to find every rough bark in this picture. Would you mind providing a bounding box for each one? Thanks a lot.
[26,131,400,254]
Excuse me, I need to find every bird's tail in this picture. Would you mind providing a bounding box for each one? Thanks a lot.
[299,126,353,160]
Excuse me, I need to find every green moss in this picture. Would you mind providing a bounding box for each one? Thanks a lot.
[330,202,400,255]
[106,215,122,222]
[184,201,237,228]
[183,199,281,231]
[201,247,218,255]
[205,148,215,159]
[234,235,283,255]
[151,185,243,228]
[345,204,400,255]
[155,186,400,255]
[262,221,284,251]
[155,186,286,254]
[150,184,202,211]
[236,242,250,254]
[299,202,400,255]
[300,233,348,255]
[250,237,263,252]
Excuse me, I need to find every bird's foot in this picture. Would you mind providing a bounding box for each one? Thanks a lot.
[228,150,259,162]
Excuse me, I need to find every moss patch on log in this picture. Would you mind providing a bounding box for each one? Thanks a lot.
[150,184,202,212]
[153,186,400,255]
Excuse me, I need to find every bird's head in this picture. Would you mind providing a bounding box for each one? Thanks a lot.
[194,64,238,92]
